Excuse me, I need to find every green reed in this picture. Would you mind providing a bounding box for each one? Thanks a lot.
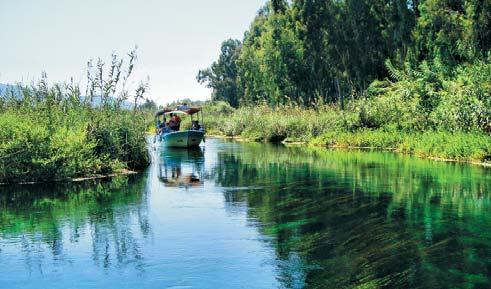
[202,102,491,165]
[0,50,150,183]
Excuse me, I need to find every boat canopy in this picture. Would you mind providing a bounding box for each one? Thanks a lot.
[155,107,201,117]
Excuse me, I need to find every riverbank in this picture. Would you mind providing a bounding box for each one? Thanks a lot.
[312,131,491,167]
[210,133,491,167]
[203,104,491,167]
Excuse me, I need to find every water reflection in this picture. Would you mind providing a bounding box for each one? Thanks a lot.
[213,142,491,289]
[157,147,205,188]
[1,139,490,288]
[0,176,150,276]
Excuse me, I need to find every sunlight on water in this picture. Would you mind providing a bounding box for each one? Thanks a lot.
[1,138,490,288]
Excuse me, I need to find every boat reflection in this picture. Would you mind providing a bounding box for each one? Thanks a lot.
[158,147,205,188]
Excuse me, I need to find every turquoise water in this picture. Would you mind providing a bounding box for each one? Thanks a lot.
[1,138,490,288]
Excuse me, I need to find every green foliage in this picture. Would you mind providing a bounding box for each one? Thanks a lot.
[0,51,150,183]
[368,57,491,132]
[204,104,354,142]
[197,39,242,107]
[204,96,491,164]
[237,8,306,105]
[202,31,490,162]
[198,0,490,140]
[313,130,491,163]
[412,0,491,66]
[431,58,491,132]
[199,0,420,106]
[0,106,149,183]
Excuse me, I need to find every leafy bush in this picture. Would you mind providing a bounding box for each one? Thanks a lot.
[430,60,491,133]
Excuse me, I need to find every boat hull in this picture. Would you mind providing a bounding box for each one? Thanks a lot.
[160,130,204,148]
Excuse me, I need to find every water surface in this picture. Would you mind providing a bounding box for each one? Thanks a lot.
[1,139,490,288]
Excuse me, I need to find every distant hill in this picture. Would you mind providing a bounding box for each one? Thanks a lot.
[0,83,21,97]
[0,83,8,94]
[90,95,134,109]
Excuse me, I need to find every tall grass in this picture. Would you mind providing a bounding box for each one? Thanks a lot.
[0,50,150,184]
[312,131,491,163]
[204,103,357,142]
[203,100,491,164]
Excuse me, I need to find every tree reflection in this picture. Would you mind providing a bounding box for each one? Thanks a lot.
[0,175,150,274]
[213,142,491,288]
[1,141,490,288]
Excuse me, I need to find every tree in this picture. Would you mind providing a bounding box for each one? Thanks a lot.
[412,0,491,66]
[294,0,415,102]
[271,0,288,13]
[200,0,489,109]
[197,39,242,107]
[141,98,157,111]
[237,7,306,105]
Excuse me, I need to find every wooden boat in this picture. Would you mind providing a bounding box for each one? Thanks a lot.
[155,105,205,148]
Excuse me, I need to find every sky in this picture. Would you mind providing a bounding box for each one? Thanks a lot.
[0,0,266,104]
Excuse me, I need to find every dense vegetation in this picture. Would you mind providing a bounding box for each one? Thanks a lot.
[198,0,491,163]
[0,51,150,183]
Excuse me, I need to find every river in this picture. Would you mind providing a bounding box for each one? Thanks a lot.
[1,138,490,289]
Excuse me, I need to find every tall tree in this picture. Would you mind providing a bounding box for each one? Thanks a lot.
[295,0,414,101]
[237,5,306,106]
[197,39,242,107]
[199,0,489,108]
[271,0,288,13]
[412,0,491,66]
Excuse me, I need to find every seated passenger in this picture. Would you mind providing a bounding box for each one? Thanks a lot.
[159,122,166,134]
[168,113,181,131]
[191,120,201,130]
[154,117,164,133]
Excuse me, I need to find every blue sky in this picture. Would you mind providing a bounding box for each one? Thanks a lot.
[0,0,265,104]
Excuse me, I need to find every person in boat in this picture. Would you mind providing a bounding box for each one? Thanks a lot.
[156,118,166,134]
[157,119,164,134]
[191,120,201,131]
[167,113,181,131]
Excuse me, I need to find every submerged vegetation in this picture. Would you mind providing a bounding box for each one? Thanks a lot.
[213,141,491,288]
[199,0,491,164]
[0,50,150,184]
